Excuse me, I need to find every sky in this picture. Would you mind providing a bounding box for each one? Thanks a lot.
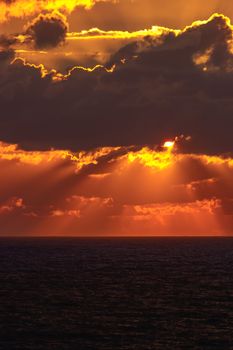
[0,0,233,236]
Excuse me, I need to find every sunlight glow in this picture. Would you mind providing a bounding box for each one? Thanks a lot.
[127,146,174,170]
[163,141,175,150]
[0,140,232,235]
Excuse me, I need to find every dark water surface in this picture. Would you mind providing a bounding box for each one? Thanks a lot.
[1,237,233,349]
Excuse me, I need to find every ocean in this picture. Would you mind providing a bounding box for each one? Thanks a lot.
[0,237,233,349]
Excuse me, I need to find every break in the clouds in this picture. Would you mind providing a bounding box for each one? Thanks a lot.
[0,14,233,154]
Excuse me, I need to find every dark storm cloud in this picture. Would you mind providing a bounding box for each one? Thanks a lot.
[25,12,68,49]
[0,14,233,154]
[0,33,17,48]
[0,48,14,61]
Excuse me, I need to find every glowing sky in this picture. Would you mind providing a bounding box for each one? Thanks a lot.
[0,0,233,235]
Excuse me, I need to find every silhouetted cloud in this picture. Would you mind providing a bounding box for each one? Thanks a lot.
[0,14,232,155]
[25,12,68,49]
[0,34,17,48]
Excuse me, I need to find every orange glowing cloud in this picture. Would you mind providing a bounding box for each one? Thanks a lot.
[0,0,113,22]
[66,26,179,40]
[0,141,120,168]
[0,140,232,236]
[120,199,223,236]
[10,56,115,81]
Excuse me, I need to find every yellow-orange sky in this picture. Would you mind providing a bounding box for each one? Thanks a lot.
[1,0,233,31]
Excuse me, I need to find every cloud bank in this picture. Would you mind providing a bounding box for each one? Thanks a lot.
[0,14,232,155]
[0,141,232,235]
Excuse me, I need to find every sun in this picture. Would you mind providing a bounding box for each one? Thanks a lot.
[163,141,175,150]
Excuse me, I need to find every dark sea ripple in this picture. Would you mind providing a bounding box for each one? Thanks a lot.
[1,237,233,349]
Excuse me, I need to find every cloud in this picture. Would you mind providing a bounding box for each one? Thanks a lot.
[0,14,233,155]
[0,34,17,49]
[0,0,110,22]
[67,26,177,40]
[0,197,24,214]
[0,48,15,63]
[11,25,176,72]
[66,0,233,32]
[0,141,232,235]
[25,12,68,49]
